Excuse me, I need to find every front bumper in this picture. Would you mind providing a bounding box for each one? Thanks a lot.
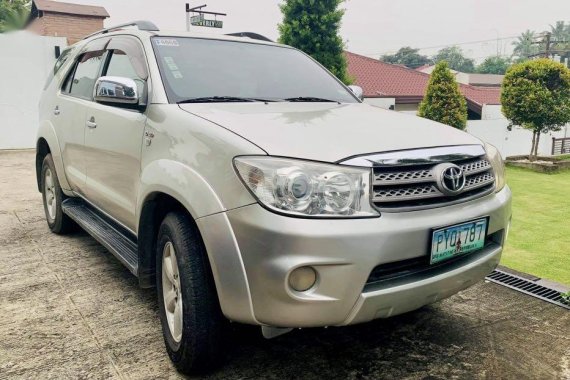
[197,186,512,327]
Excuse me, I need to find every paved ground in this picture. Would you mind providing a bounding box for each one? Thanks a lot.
[1,149,569,380]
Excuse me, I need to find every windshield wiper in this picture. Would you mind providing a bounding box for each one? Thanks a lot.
[177,96,275,104]
[284,96,339,103]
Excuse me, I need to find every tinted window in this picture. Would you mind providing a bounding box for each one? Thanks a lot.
[151,37,357,103]
[105,50,145,95]
[69,50,105,99]
[44,47,74,90]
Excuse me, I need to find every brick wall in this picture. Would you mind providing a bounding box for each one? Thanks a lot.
[27,13,105,44]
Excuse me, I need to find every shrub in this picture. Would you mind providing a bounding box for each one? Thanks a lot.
[278,0,350,84]
[418,61,467,130]
[501,59,570,160]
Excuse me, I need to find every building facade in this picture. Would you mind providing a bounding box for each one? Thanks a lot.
[27,0,109,44]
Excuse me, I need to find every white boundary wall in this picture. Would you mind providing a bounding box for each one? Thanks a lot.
[0,31,67,149]
[466,119,568,158]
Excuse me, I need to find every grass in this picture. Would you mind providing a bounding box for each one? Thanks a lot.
[551,154,570,161]
[501,167,570,285]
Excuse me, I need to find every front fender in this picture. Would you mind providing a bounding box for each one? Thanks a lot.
[137,159,227,224]
[37,120,72,192]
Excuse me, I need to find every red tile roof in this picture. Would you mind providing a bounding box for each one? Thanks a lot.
[346,51,501,111]
[33,0,109,18]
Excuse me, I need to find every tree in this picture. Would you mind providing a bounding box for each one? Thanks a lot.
[476,56,512,74]
[418,61,467,130]
[550,21,568,42]
[512,30,539,62]
[380,46,431,69]
[278,0,350,84]
[432,46,475,73]
[549,21,570,67]
[501,59,570,161]
[0,0,30,33]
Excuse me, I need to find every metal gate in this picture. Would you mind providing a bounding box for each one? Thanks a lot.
[552,137,570,155]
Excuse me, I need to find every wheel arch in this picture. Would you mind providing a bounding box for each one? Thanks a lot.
[36,138,51,192]
[137,191,192,288]
[36,121,71,192]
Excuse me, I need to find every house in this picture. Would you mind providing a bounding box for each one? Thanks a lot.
[418,65,504,87]
[27,0,109,44]
[346,51,501,120]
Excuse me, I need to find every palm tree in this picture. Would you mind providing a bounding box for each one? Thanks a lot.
[512,30,539,62]
[550,21,570,66]
[550,21,567,42]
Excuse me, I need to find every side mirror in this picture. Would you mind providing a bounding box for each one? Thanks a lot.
[94,76,139,105]
[348,85,364,101]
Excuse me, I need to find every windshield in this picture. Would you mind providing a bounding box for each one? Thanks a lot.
[151,37,358,103]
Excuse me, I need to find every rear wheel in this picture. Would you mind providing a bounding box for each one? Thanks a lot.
[156,211,227,374]
[41,154,75,234]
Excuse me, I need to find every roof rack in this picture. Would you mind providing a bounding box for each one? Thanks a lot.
[83,20,159,40]
[225,32,273,42]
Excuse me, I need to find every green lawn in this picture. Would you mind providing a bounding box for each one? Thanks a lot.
[501,167,570,285]
[552,154,570,161]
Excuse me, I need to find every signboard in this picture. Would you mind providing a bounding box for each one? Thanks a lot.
[189,14,223,28]
[185,4,226,31]
[190,14,203,24]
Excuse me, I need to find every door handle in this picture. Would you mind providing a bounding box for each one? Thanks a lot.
[86,117,97,129]
[53,106,60,116]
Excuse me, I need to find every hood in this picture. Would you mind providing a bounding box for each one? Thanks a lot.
[179,102,482,163]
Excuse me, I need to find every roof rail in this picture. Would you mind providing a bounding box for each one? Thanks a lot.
[225,32,273,42]
[83,20,159,40]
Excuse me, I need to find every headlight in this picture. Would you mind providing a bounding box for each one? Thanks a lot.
[485,143,506,192]
[234,156,379,218]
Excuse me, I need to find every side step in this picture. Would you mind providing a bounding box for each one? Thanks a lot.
[62,198,139,275]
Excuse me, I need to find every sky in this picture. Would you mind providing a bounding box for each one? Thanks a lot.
[71,0,570,62]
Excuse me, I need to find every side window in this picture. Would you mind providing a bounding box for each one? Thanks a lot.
[68,50,106,100]
[105,50,145,95]
[44,47,74,90]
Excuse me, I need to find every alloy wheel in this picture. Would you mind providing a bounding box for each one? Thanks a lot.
[162,241,183,342]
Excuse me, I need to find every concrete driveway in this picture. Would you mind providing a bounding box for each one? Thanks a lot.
[1,150,569,380]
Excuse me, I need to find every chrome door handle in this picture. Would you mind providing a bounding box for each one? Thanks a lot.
[86,117,97,129]
[53,106,60,116]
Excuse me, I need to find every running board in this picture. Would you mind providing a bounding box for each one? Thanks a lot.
[62,198,139,275]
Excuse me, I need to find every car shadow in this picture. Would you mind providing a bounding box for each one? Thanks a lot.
[66,229,488,379]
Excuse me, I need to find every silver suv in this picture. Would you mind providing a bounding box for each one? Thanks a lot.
[36,21,512,373]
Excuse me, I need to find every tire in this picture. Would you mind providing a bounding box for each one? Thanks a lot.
[41,154,75,234]
[156,211,227,374]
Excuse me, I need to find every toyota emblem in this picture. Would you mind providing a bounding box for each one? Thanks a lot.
[433,163,466,195]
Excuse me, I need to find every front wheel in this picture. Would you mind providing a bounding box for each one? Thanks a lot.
[156,211,227,374]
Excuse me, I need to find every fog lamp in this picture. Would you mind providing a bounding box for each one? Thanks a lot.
[288,266,317,292]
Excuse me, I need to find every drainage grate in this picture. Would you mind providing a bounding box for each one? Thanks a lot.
[486,270,570,310]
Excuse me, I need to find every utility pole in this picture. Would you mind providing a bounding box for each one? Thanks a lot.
[529,32,557,59]
[544,32,552,58]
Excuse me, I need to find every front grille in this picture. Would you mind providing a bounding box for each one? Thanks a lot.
[372,156,495,211]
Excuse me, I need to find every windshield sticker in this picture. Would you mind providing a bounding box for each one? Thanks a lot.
[164,57,182,78]
[154,38,180,47]
[164,57,178,70]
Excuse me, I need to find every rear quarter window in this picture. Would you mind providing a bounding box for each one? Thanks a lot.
[43,47,74,90]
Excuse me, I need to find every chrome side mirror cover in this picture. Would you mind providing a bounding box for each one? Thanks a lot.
[348,85,364,101]
[94,76,139,105]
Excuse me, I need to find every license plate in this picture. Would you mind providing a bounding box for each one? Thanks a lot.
[430,218,488,264]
